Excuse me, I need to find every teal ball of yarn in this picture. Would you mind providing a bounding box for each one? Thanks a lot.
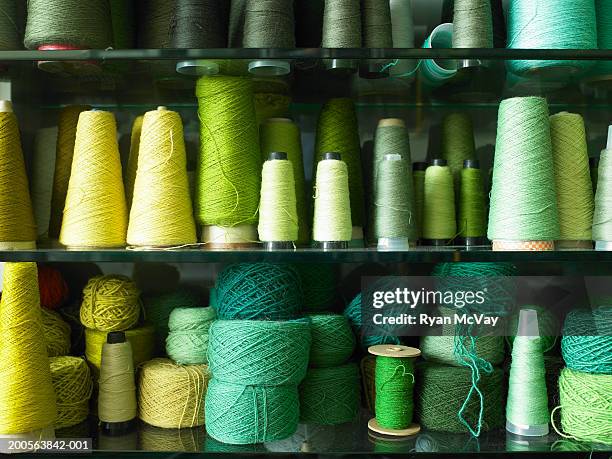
[299,363,360,425]
[308,314,355,368]
[561,307,612,374]
[208,319,311,385]
[166,307,216,364]
[507,305,559,354]
[205,378,299,445]
[215,263,302,320]
[344,293,400,348]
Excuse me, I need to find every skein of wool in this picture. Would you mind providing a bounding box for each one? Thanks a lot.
[85,324,155,372]
[549,112,594,248]
[452,0,493,48]
[42,308,71,357]
[124,115,143,209]
[308,314,355,368]
[0,263,57,435]
[361,0,392,48]
[0,0,20,50]
[30,127,58,240]
[166,307,216,364]
[488,97,559,250]
[195,76,261,246]
[561,307,612,374]
[127,107,197,247]
[38,265,69,310]
[59,110,128,249]
[139,358,209,429]
[441,113,476,191]
[49,356,92,429]
[0,101,36,248]
[48,105,90,239]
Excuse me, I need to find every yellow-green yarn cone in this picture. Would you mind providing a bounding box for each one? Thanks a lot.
[0,262,57,434]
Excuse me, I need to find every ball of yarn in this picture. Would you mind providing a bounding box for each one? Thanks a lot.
[561,307,612,374]
[139,358,210,429]
[205,378,299,445]
[299,363,360,425]
[420,335,505,367]
[415,363,505,433]
[41,308,71,357]
[215,263,302,320]
[208,319,311,386]
[166,307,216,365]
[38,265,69,310]
[344,293,401,348]
[84,324,155,372]
[308,314,355,368]
[507,305,559,354]
[557,367,611,444]
[49,356,93,429]
[80,275,141,332]
[295,263,337,311]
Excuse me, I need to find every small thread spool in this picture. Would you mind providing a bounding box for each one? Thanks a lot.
[422,159,456,246]
[321,0,361,72]
[31,127,58,240]
[49,356,93,430]
[99,331,137,435]
[412,162,427,241]
[368,344,421,438]
[420,23,457,88]
[258,152,298,250]
[457,160,487,247]
[312,153,352,250]
[593,126,612,250]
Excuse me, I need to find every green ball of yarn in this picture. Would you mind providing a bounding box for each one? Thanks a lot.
[420,334,505,367]
[561,306,612,374]
[206,378,299,445]
[294,263,337,312]
[215,263,302,320]
[308,314,355,368]
[415,363,505,434]
[507,305,558,354]
[344,293,400,348]
[208,319,311,386]
[299,363,360,425]
[166,307,216,365]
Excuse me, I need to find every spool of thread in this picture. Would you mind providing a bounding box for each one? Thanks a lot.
[99,331,137,433]
[80,275,141,332]
[166,307,216,365]
[205,378,299,444]
[422,159,456,245]
[139,358,209,429]
[590,156,599,194]
[208,319,311,386]
[42,308,71,357]
[215,263,302,320]
[561,307,612,374]
[299,363,360,425]
[488,97,559,251]
[555,367,612,444]
[31,126,58,240]
[593,127,612,250]
[0,0,19,50]
[506,309,549,436]
[441,113,476,192]
[315,98,364,240]
[420,23,457,88]
[38,264,69,310]
[124,115,143,209]
[139,424,205,452]
[308,314,355,368]
[295,263,337,312]
[549,112,594,249]
[389,0,416,77]
[321,0,361,71]
[260,118,309,245]
[375,155,417,250]
[172,0,228,75]
[49,105,90,239]
[344,292,401,348]
[507,305,559,354]
[312,154,353,249]
[0,101,36,249]
[195,76,261,247]
[412,162,426,240]
[258,152,299,249]
[59,110,128,249]
[368,345,421,437]
[416,363,504,434]
[84,324,155,373]
[458,160,487,245]
[243,0,294,76]
[507,0,597,77]
[127,107,197,248]
[49,356,92,429]
[0,263,57,436]
[452,0,493,48]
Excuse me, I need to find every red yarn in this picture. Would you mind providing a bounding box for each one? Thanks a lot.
[38,265,69,310]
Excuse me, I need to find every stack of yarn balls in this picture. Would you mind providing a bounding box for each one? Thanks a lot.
[299,314,359,425]
[206,262,310,445]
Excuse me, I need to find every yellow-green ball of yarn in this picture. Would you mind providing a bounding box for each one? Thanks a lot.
[80,275,141,332]
[49,356,93,429]
[42,308,71,357]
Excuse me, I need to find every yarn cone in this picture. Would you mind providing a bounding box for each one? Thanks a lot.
[124,115,144,209]
[59,110,128,248]
[0,102,36,248]
[127,107,196,247]
[0,262,57,434]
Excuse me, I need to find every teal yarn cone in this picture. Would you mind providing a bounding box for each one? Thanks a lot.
[308,314,355,368]
[422,161,456,242]
[488,97,560,243]
[507,0,597,77]
[166,307,216,365]
[561,307,612,374]
[294,263,337,312]
[344,293,400,349]
[299,363,360,425]
[214,263,302,320]
[441,113,476,192]
[375,355,416,429]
